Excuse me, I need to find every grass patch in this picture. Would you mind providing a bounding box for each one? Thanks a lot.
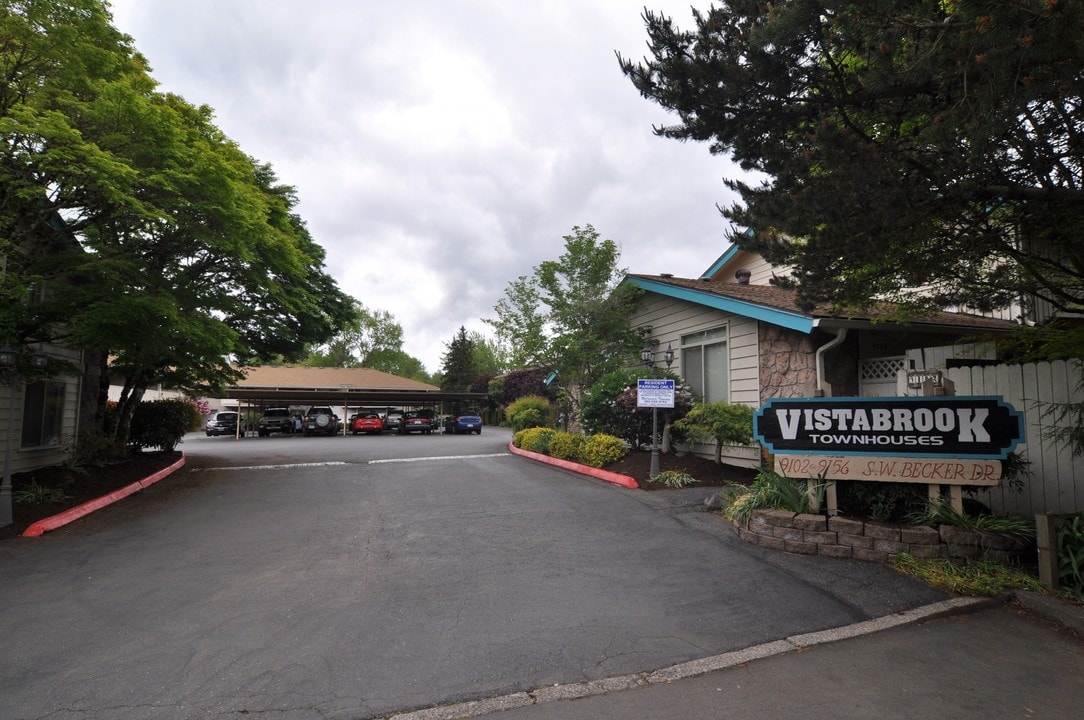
[894,552,1043,597]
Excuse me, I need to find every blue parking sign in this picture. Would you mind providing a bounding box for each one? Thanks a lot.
[637,379,675,408]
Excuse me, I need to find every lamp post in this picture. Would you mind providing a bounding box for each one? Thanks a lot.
[641,342,674,479]
[1,344,49,528]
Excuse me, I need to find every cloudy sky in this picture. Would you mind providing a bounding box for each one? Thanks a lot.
[107,1,747,373]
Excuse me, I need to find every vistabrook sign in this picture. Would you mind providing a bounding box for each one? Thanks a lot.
[754,396,1024,459]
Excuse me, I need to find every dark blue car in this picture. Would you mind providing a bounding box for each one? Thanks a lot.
[445,413,482,435]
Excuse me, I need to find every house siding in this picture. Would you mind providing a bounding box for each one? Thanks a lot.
[631,294,761,405]
[0,344,82,476]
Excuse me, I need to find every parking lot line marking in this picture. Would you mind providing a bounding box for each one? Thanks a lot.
[369,453,510,465]
[189,462,349,472]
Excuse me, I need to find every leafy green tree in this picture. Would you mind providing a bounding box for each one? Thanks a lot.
[468,330,506,377]
[439,326,477,392]
[620,2,1084,325]
[485,225,647,424]
[0,0,354,447]
[365,347,434,384]
[305,300,400,367]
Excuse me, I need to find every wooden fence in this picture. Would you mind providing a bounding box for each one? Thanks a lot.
[944,360,1082,517]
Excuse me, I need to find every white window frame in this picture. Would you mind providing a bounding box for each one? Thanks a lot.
[681,326,729,403]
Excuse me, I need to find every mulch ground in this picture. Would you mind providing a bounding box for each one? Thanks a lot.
[605,448,759,490]
[0,451,181,540]
[0,445,755,541]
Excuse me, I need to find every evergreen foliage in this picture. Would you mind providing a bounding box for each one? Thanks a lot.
[439,326,477,392]
[620,2,1084,336]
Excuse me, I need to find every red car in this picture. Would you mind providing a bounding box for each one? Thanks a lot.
[350,413,384,435]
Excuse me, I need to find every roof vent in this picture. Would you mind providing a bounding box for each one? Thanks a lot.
[735,269,752,285]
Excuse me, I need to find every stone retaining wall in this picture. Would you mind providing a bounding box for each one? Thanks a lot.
[735,509,1032,564]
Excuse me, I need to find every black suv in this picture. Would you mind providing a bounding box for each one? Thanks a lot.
[257,407,294,436]
[303,406,340,436]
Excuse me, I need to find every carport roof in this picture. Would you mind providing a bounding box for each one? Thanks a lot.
[223,365,485,406]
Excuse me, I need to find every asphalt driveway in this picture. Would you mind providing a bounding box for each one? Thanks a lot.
[0,428,946,719]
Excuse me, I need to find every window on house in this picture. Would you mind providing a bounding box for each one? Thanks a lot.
[681,327,729,403]
[21,381,64,448]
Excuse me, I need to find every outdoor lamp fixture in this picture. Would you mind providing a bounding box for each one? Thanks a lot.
[1,344,50,528]
[641,342,675,479]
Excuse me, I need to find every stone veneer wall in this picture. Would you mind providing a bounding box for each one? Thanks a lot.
[759,325,817,399]
[735,509,1032,564]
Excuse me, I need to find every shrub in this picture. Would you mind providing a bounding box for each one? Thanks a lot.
[654,470,697,488]
[548,431,585,462]
[512,427,555,454]
[506,395,552,431]
[1056,512,1084,600]
[509,408,545,432]
[14,481,71,506]
[128,398,203,452]
[581,369,692,448]
[580,433,628,468]
[672,402,754,463]
[723,468,823,523]
[836,480,927,522]
[907,500,1036,542]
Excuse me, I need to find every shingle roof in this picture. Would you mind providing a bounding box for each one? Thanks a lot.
[626,274,1021,332]
[237,365,439,391]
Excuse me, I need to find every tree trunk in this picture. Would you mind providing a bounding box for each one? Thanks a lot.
[112,367,147,448]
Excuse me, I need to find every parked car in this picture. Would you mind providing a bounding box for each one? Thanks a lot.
[303,406,340,436]
[257,407,294,436]
[383,411,403,433]
[445,413,482,435]
[206,411,245,437]
[350,413,384,435]
[400,410,436,434]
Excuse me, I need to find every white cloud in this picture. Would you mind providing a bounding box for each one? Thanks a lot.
[108,0,746,372]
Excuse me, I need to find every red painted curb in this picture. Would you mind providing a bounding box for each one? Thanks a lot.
[21,454,187,538]
[507,443,639,489]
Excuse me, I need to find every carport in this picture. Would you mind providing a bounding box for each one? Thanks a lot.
[216,365,486,433]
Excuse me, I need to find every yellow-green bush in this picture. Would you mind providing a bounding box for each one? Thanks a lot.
[516,427,556,454]
[506,395,552,432]
[548,431,585,462]
[580,433,628,468]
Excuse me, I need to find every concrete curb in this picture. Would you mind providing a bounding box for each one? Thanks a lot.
[507,442,638,489]
[388,596,994,720]
[1012,589,1084,636]
[21,454,186,537]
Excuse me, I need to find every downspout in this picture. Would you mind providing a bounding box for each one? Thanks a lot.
[815,328,848,397]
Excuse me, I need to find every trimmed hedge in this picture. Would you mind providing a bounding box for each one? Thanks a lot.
[580,433,628,468]
[548,431,585,462]
[514,427,555,454]
[513,429,628,469]
[129,398,203,452]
